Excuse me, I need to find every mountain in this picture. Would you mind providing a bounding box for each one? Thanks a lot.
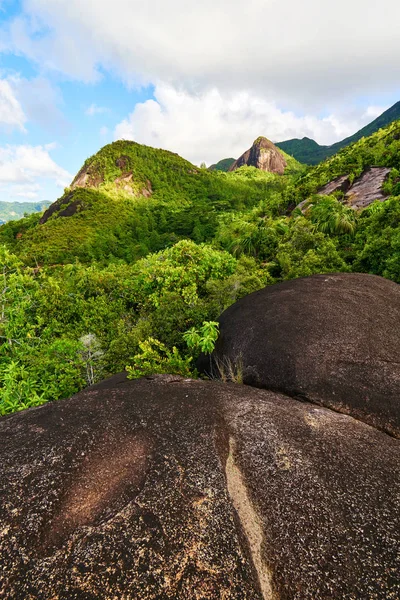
[229,136,287,174]
[209,158,235,172]
[2,118,400,420]
[0,200,50,224]
[229,136,298,174]
[2,140,280,264]
[276,100,400,164]
[210,137,302,174]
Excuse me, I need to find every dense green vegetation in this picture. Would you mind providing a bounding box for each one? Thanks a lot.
[1,141,298,264]
[0,200,50,224]
[208,158,236,172]
[0,241,266,414]
[1,122,400,415]
[295,120,400,198]
[276,100,400,164]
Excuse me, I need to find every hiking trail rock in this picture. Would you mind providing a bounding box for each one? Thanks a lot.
[1,374,399,599]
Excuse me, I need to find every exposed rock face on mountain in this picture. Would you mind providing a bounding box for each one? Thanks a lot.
[317,167,391,209]
[71,152,154,198]
[229,137,287,174]
[1,374,399,599]
[198,273,400,438]
[317,174,352,197]
[39,191,84,224]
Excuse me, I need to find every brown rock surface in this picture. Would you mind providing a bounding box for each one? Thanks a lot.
[0,374,399,599]
[316,167,391,209]
[318,174,352,197]
[198,273,400,438]
[40,191,84,225]
[70,154,153,199]
[345,167,391,208]
[229,137,287,174]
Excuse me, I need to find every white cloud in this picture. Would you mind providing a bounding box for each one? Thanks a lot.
[114,85,385,165]
[86,103,109,116]
[364,105,389,119]
[0,144,72,202]
[3,0,400,106]
[0,78,26,131]
[12,76,68,133]
[0,73,68,134]
[0,182,41,200]
[16,192,39,198]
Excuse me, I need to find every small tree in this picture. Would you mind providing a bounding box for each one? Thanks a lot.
[79,333,104,386]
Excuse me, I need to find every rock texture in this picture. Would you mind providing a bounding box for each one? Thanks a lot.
[40,154,154,224]
[346,167,391,208]
[316,167,391,209]
[229,137,287,174]
[1,374,399,599]
[40,191,84,224]
[71,154,153,197]
[198,273,400,438]
[318,174,352,197]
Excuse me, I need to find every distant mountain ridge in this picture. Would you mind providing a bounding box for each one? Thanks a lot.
[0,200,50,224]
[209,158,235,171]
[276,101,400,164]
[210,101,400,169]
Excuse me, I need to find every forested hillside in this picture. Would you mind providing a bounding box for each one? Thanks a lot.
[1,122,400,415]
[208,158,235,171]
[0,140,298,264]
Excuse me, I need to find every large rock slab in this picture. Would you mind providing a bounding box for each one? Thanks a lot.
[198,273,400,437]
[318,174,352,197]
[315,167,391,210]
[0,375,399,599]
[345,167,391,208]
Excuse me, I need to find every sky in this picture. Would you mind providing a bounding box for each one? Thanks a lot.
[0,0,399,203]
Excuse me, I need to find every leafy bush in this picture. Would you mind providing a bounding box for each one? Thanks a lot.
[126,321,219,379]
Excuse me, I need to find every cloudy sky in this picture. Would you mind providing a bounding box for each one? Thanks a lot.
[0,0,399,203]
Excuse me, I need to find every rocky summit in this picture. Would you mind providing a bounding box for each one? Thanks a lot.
[229,137,288,174]
[1,374,399,599]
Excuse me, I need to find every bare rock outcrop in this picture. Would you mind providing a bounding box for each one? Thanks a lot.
[346,167,391,208]
[1,374,399,599]
[198,273,400,438]
[318,174,352,197]
[70,154,153,198]
[229,137,287,174]
[39,191,84,225]
[316,167,391,209]
[39,155,154,224]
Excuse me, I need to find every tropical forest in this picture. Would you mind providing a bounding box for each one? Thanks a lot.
[1,117,400,415]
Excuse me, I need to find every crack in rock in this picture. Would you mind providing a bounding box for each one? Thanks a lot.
[225,437,277,600]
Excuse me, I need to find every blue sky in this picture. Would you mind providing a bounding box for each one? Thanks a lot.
[0,47,155,202]
[0,0,399,203]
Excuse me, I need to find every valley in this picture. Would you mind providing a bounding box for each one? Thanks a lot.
[0,118,399,412]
